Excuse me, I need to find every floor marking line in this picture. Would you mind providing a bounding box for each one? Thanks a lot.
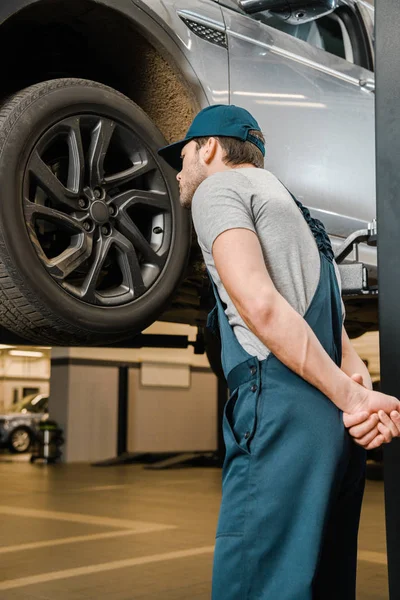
[0,505,175,531]
[0,529,163,555]
[160,480,204,486]
[77,485,133,491]
[0,546,215,590]
[358,550,387,565]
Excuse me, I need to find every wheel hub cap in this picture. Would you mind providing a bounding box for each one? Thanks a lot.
[90,200,109,224]
[13,431,30,451]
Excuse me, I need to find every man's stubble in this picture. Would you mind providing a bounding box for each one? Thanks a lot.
[179,153,207,209]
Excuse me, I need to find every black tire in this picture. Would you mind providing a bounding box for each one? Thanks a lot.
[0,78,191,345]
[8,427,33,453]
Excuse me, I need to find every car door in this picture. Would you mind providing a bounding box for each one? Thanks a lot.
[219,0,375,243]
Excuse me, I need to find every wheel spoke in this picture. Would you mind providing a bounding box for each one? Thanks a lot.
[116,211,166,268]
[46,234,93,281]
[80,236,112,302]
[24,200,85,232]
[104,156,156,188]
[111,189,169,212]
[111,230,146,295]
[65,117,85,194]
[88,118,115,188]
[29,151,79,210]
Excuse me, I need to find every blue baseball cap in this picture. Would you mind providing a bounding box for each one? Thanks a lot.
[158,104,265,171]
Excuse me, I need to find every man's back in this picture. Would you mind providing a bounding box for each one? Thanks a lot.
[192,168,340,359]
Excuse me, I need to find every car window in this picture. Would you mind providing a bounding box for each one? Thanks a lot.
[34,397,48,412]
[254,12,354,63]
[20,394,48,413]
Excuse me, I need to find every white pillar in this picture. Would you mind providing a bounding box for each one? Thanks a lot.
[50,347,120,463]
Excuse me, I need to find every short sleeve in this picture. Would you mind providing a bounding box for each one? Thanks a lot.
[191,172,256,253]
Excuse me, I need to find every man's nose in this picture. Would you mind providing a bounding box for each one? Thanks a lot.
[176,171,182,182]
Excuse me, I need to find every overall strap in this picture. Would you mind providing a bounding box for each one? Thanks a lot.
[281,183,335,262]
[279,184,343,363]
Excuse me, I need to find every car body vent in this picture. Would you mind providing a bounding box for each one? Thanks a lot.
[179,17,228,49]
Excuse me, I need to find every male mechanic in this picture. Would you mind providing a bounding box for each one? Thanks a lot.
[158,105,400,600]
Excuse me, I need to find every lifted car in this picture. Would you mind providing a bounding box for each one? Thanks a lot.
[0,0,376,346]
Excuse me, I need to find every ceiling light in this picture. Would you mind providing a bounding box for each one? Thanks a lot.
[9,350,44,358]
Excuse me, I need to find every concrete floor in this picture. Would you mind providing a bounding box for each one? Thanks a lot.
[0,457,389,600]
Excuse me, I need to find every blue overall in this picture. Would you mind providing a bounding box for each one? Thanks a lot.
[207,198,366,600]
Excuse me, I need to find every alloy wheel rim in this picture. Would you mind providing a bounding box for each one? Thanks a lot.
[23,115,172,307]
[12,430,30,452]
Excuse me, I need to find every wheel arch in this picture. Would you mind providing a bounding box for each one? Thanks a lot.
[0,0,202,145]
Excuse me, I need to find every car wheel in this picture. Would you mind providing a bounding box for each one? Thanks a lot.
[8,427,33,453]
[0,78,191,345]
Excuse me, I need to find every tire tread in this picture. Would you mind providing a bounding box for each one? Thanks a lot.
[0,78,187,345]
[0,79,134,344]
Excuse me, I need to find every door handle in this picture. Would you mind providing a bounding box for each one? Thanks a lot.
[359,78,375,93]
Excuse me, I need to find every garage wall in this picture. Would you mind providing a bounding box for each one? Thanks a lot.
[351,331,380,381]
[0,349,51,412]
[0,380,50,413]
[127,366,217,453]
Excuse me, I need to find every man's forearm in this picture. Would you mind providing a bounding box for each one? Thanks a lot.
[341,341,373,391]
[242,291,362,413]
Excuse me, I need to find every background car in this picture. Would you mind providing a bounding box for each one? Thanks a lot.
[0,0,376,348]
[0,394,49,453]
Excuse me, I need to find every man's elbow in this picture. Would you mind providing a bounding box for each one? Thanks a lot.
[240,289,277,332]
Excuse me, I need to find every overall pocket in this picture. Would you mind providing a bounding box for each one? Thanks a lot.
[216,383,262,537]
[224,383,260,456]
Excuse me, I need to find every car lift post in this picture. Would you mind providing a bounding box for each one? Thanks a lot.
[375,0,400,596]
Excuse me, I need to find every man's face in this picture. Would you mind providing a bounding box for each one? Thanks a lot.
[176,140,207,209]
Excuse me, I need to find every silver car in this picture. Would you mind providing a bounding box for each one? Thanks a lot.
[0,0,375,346]
[0,394,49,453]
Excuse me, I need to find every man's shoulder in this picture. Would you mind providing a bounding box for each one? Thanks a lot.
[194,167,276,198]
[205,167,276,184]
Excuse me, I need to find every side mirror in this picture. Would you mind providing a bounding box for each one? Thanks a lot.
[238,0,338,25]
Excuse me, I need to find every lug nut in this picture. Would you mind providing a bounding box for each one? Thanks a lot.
[153,227,163,234]
[93,187,103,199]
[108,204,116,216]
[83,221,92,231]
[101,224,111,235]
[78,198,88,209]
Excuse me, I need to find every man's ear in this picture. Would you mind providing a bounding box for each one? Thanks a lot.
[202,137,218,165]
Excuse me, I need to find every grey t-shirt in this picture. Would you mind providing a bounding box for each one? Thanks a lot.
[191,168,343,360]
